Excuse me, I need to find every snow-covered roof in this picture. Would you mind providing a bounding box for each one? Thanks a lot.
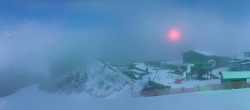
[192,50,223,56]
[167,60,183,65]
[230,59,250,64]
[233,52,250,60]
[230,59,245,63]
[221,71,250,79]
[241,62,250,65]
[234,56,250,60]
[135,63,147,70]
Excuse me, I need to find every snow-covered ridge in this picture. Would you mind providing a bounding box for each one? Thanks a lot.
[40,60,131,97]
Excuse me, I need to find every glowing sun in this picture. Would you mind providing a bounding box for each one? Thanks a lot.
[168,29,181,42]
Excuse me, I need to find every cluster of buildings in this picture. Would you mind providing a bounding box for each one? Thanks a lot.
[220,52,250,84]
[182,50,250,86]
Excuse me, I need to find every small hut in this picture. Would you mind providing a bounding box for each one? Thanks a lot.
[220,71,250,83]
[220,71,250,88]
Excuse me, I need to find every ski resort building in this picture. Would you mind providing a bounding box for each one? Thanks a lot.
[182,50,231,68]
[230,52,250,71]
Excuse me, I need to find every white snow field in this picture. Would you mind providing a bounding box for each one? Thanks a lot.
[1,85,250,110]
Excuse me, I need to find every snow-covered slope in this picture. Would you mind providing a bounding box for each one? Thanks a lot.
[83,61,131,96]
[1,85,250,110]
[41,60,131,97]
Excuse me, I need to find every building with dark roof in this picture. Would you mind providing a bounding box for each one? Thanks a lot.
[182,50,231,68]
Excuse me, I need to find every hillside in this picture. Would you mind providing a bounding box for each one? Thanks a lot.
[40,60,131,97]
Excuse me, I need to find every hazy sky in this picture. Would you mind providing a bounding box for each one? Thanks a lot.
[1,0,250,63]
